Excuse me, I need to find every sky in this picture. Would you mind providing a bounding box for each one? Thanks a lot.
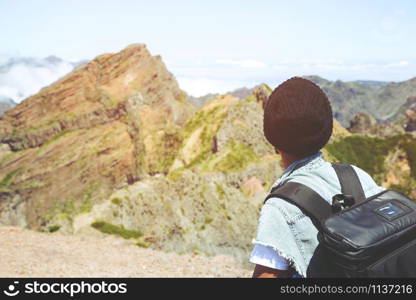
[1,0,416,98]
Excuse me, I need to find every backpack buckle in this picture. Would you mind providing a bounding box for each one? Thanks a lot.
[332,194,355,212]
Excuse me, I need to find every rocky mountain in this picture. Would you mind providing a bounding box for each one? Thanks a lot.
[0,44,414,267]
[347,111,407,137]
[0,44,194,229]
[402,97,416,132]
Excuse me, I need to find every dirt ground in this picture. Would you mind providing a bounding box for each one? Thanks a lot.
[0,226,252,278]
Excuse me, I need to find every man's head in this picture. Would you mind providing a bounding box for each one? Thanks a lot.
[263,77,333,158]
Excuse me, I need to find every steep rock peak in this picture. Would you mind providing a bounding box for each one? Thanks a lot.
[0,44,190,151]
[348,112,377,134]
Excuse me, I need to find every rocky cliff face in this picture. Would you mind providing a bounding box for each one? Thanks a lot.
[406,109,416,132]
[404,97,416,132]
[348,112,378,134]
[347,111,405,137]
[0,44,194,228]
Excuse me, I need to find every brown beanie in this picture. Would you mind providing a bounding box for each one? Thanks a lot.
[263,77,333,157]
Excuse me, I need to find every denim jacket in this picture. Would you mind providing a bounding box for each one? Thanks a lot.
[251,152,385,277]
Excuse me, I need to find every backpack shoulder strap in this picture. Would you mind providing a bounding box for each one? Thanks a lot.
[265,182,333,230]
[331,163,366,203]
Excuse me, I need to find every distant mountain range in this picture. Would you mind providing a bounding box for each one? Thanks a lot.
[353,80,389,88]
[304,75,416,127]
[188,76,416,128]
[187,86,254,107]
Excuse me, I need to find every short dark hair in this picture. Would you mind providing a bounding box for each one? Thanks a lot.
[263,77,333,157]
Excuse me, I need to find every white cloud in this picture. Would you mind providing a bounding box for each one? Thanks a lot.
[272,60,412,71]
[216,59,266,68]
[382,60,409,68]
[279,58,344,65]
[177,77,253,97]
[0,57,75,103]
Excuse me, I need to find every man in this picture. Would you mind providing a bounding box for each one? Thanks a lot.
[250,77,384,278]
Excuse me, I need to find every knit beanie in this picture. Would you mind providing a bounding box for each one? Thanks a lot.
[263,77,333,157]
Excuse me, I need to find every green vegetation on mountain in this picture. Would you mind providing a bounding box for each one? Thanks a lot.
[0,168,21,188]
[91,220,143,239]
[325,133,416,195]
[200,140,259,172]
[180,103,228,169]
[326,135,392,177]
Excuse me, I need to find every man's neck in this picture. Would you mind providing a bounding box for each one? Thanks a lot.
[280,153,298,169]
[279,151,304,170]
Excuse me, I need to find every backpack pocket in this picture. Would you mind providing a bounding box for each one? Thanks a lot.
[366,238,416,277]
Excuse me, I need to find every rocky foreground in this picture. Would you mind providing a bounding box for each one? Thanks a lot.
[0,226,252,277]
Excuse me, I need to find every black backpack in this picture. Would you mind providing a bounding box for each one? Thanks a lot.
[264,162,416,277]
